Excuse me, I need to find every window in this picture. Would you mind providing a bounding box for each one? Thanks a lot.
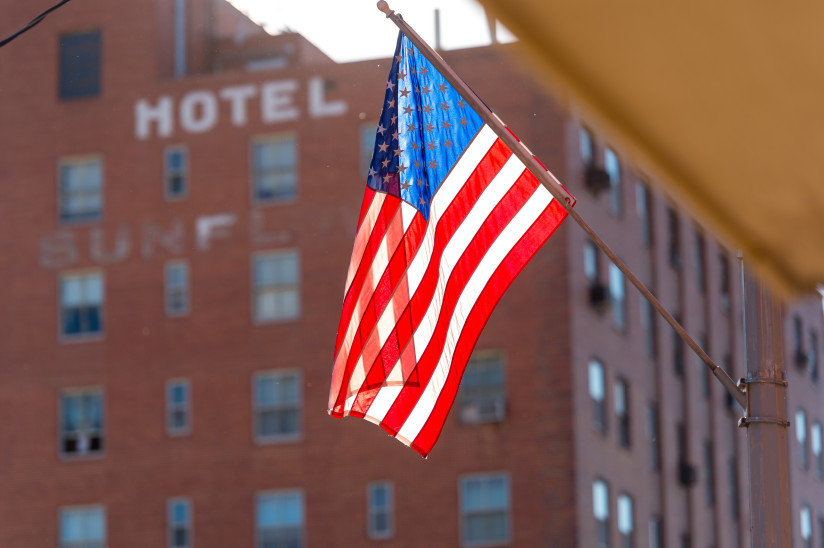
[593,479,610,548]
[640,297,656,358]
[812,421,823,481]
[794,315,805,364]
[648,516,662,548]
[635,182,652,246]
[166,379,191,436]
[703,441,715,505]
[798,409,809,469]
[672,319,685,376]
[173,0,187,77]
[584,239,600,283]
[695,231,706,293]
[604,147,622,216]
[60,505,105,548]
[580,127,595,166]
[608,262,626,330]
[254,370,301,443]
[60,157,102,223]
[719,253,731,311]
[458,351,506,424]
[667,206,681,269]
[617,494,634,548]
[801,505,812,548]
[614,378,630,448]
[728,459,740,521]
[253,251,300,323]
[811,331,819,384]
[459,473,510,547]
[256,491,304,548]
[360,123,377,177]
[819,516,824,548]
[252,134,297,202]
[367,482,394,539]
[60,389,104,456]
[59,31,101,99]
[647,404,660,472]
[165,261,190,316]
[60,271,104,338]
[589,359,607,433]
[165,146,188,199]
[168,498,192,548]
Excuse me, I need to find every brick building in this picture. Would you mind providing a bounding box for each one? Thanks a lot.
[0,0,821,547]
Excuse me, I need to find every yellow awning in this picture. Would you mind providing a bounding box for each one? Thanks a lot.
[479,0,824,295]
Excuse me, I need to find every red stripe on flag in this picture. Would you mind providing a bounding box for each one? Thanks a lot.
[377,171,542,435]
[410,197,568,456]
[342,140,513,415]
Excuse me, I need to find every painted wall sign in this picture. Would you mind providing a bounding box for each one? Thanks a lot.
[39,211,292,269]
[135,76,348,140]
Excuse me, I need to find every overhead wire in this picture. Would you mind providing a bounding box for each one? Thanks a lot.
[0,0,74,49]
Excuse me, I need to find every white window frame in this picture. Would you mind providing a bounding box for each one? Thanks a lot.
[797,408,809,469]
[614,379,630,448]
[608,262,626,330]
[589,359,607,433]
[168,497,192,548]
[164,260,190,317]
[253,369,302,444]
[252,250,300,324]
[367,481,394,540]
[59,504,106,548]
[59,155,103,224]
[593,479,610,548]
[812,421,823,481]
[458,350,506,425]
[59,270,104,341]
[164,145,188,199]
[800,505,812,548]
[256,490,305,548]
[166,379,191,436]
[251,133,297,204]
[604,147,621,216]
[617,493,634,548]
[59,387,104,458]
[459,472,511,548]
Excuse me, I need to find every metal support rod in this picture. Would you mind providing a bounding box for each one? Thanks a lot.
[376,0,747,409]
[740,260,792,547]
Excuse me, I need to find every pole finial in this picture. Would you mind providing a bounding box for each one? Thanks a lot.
[377,1,393,16]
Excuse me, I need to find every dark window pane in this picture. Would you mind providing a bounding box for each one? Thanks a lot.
[59,31,101,99]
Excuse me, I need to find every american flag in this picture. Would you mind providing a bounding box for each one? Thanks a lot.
[328,32,570,457]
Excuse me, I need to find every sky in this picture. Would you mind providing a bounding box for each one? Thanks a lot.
[227,0,515,63]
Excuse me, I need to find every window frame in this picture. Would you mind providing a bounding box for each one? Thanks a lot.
[593,478,610,548]
[167,497,192,548]
[58,155,103,225]
[255,489,305,548]
[164,260,190,317]
[253,369,302,444]
[166,379,191,436]
[457,350,506,425]
[797,408,809,470]
[616,493,634,548]
[252,249,301,324]
[608,262,626,331]
[164,145,188,200]
[367,481,394,540]
[250,133,298,204]
[59,269,105,342]
[604,147,622,217]
[589,359,607,434]
[59,504,106,548]
[614,378,630,448]
[58,30,102,100]
[812,420,823,481]
[458,472,511,548]
[58,387,105,459]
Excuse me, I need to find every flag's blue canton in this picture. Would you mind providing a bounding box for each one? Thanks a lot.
[367,33,484,221]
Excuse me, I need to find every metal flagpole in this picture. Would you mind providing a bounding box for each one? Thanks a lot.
[375,0,747,408]
[740,260,792,547]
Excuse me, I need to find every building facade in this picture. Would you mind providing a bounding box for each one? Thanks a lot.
[0,0,821,547]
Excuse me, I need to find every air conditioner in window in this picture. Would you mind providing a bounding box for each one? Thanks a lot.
[678,461,697,487]
[588,282,609,311]
[585,164,611,195]
[795,350,809,369]
[460,397,506,424]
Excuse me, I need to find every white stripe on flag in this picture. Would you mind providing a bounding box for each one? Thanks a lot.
[358,154,528,419]
[396,186,553,443]
[344,192,387,294]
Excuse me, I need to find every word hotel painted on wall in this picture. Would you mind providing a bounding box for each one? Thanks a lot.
[135,76,348,139]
